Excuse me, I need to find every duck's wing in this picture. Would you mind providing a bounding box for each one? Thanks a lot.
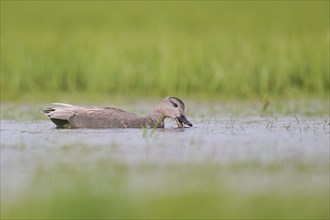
[68,107,143,128]
[42,104,144,128]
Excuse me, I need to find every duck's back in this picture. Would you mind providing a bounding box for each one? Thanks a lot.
[69,107,146,128]
[43,104,147,128]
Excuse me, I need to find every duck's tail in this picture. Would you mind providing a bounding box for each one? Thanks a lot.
[41,103,77,128]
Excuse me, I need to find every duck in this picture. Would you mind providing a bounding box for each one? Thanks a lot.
[41,96,193,129]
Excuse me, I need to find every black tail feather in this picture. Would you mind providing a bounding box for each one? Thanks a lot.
[50,118,72,129]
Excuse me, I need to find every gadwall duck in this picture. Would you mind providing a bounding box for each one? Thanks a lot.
[41,97,193,129]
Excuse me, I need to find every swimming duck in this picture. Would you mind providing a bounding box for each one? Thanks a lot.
[41,97,193,129]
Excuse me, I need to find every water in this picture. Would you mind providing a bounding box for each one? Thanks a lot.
[2,117,328,163]
[1,104,329,218]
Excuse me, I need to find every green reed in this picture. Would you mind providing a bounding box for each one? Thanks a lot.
[1,1,329,101]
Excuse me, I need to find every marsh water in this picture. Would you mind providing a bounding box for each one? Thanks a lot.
[1,102,329,219]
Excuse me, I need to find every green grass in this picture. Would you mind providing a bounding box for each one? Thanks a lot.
[1,1,329,102]
[2,154,328,219]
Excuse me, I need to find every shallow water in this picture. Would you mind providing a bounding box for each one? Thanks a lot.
[1,104,329,218]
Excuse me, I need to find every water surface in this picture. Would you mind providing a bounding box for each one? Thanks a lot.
[1,104,329,219]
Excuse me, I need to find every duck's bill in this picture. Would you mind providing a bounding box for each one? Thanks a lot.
[175,113,193,128]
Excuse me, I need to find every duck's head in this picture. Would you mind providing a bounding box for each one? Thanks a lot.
[154,97,193,128]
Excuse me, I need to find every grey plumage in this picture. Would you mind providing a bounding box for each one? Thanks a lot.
[41,97,192,129]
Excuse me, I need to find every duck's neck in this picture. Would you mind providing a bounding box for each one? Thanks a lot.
[146,111,165,128]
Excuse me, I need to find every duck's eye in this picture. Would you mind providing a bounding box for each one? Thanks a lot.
[170,100,178,107]
[170,101,178,107]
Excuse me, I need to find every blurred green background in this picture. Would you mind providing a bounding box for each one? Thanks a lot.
[1,2,329,219]
[1,1,329,102]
